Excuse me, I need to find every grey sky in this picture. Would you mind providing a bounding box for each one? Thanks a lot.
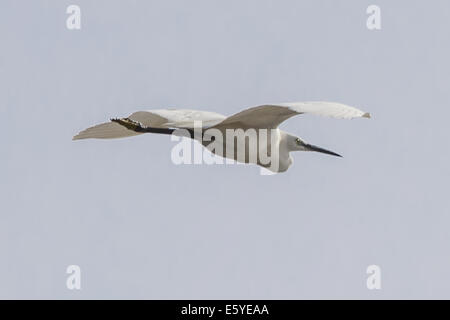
[1,0,449,299]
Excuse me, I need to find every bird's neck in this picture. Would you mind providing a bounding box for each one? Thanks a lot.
[277,131,294,172]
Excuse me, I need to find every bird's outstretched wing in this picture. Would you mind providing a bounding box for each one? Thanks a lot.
[128,109,226,129]
[73,109,226,140]
[72,121,143,140]
[214,102,371,129]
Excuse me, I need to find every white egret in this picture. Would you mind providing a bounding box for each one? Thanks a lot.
[73,102,371,172]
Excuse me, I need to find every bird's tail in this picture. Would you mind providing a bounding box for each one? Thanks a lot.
[72,121,143,140]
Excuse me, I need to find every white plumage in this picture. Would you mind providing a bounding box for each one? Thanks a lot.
[73,101,370,172]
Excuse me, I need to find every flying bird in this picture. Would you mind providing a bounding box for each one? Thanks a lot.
[73,102,371,172]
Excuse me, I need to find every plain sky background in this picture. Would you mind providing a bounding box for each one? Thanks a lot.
[1,0,450,299]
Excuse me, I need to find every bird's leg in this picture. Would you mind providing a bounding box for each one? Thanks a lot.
[111,117,178,135]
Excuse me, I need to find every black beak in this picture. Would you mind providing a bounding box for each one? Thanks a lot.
[304,143,342,157]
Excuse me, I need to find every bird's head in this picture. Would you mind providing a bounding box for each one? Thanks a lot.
[287,134,342,157]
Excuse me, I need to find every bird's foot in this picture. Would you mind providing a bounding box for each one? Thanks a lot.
[111,118,145,132]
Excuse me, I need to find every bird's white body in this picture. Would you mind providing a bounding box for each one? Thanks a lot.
[73,102,371,173]
[195,127,294,172]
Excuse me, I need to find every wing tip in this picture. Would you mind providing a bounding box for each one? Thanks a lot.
[362,112,371,119]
